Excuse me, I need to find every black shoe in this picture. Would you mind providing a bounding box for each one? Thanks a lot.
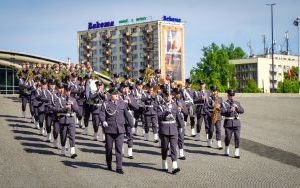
[172,168,181,174]
[71,154,78,159]
[154,140,159,143]
[161,169,168,172]
[107,166,112,171]
[218,147,223,150]
[224,154,229,157]
[234,156,240,159]
[179,156,186,160]
[128,156,134,159]
[116,169,124,174]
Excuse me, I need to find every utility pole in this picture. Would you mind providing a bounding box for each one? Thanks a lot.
[267,3,276,93]
[293,17,300,93]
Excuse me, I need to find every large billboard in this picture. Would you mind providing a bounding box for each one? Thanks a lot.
[161,25,184,82]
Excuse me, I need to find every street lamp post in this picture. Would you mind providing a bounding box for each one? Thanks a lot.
[293,17,300,94]
[267,3,276,93]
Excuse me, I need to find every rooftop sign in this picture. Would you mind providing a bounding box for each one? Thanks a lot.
[162,16,181,22]
[88,21,114,30]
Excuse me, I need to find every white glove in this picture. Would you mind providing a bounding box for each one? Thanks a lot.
[179,128,183,133]
[166,114,173,119]
[102,121,108,127]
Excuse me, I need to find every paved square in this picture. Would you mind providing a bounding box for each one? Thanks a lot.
[0,95,299,187]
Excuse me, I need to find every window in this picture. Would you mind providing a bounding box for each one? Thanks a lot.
[132,36,138,42]
[119,64,124,69]
[91,33,97,38]
[139,36,146,41]
[132,54,138,60]
[112,47,118,53]
[112,56,118,61]
[99,49,103,54]
[131,28,137,33]
[140,53,144,58]
[119,54,126,59]
[140,62,147,66]
[119,29,126,35]
[132,45,138,50]
[119,46,126,52]
[92,41,98,46]
[152,25,157,30]
[93,50,98,55]
[110,30,116,36]
[111,39,117,44]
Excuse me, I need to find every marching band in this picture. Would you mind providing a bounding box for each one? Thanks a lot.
[18,62,244,174]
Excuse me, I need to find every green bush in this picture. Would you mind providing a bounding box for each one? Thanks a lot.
[243,79,261,93]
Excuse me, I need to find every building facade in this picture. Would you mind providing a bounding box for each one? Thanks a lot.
[77,16,185,83]
[230,54,299,93]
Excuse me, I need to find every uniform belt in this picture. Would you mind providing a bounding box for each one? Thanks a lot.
[195,104,204,106]
[161,120,176,124]
[184,100,193,103]
[144,105,153,108]
[224,117,239,120]
[93,103,102,106]
[57,113,75,117]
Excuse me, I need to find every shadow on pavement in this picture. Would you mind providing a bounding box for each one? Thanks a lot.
[76,135,92,141]
[8,123,33,129]
[21,142,53,149]
[134,141,156,148]
[12,129,39,136]
[0,114,21,118]
[76,141,104,148]
[15,136,43,142]
[61,160,107,169]
[185,148,223,156]
[79,148,106,155]
[5,96,20,102]
[123,161,160,172]
[6,119,30,124]
[24,148,56,155]
[240,138,300,168]
[134,149,160,156]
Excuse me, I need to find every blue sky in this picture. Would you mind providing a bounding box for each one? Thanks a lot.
[0,0,299,77]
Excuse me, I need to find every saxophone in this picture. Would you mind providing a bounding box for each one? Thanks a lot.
[212,95,221,124]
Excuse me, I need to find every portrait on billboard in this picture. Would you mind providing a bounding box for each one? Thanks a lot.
[164,29,182,81]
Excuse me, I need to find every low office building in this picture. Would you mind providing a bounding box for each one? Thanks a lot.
[230,54,299,93]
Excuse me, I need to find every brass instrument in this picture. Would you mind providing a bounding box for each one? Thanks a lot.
[212,95,221,124]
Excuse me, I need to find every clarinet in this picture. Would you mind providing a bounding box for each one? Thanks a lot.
[66,96,72,114]
[229,100,238,119]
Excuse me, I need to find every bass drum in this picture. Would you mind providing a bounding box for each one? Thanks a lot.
[85,79,98,99]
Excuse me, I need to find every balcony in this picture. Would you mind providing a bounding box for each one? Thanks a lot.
[269,67,278,73]
[269,75,278,81]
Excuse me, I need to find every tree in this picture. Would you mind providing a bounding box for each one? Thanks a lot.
[243,79,261,93]
[190,43,246,92]
[277,66,300,93]
[277,80,299,93]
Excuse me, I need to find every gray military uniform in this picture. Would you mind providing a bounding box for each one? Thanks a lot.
[157,100,185,162]
[221,99,244,148]
[100,99,134,170]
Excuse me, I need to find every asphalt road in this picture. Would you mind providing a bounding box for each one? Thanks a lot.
[0,95,299,188]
